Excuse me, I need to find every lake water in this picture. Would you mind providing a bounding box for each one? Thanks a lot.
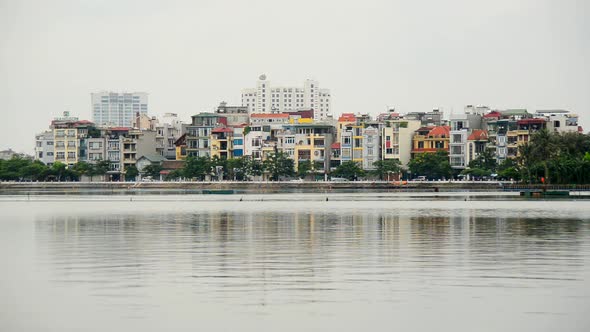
[1,194,589,331]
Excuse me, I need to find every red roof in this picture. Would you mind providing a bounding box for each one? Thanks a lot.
[331,142,341,149]
[251,113,289,118]
[517,118,545,125]
[427,126,450,137]
[212,127,233,133]
[483,111,502,119]
[467,129,488,141]
[110,127,130,131]
[338,113,356,122]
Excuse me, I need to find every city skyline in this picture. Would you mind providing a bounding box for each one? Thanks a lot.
[2,0,589,154]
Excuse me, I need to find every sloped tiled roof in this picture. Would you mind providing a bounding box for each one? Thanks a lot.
[483,111,502,119]
[467,129,488,141]
[427,126,450,137]
[212,127,233,133]
[137,154,167,162]
[338,113,356,122]
[161,160,185,170]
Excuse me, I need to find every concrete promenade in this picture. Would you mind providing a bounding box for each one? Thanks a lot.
[2,180,590,193]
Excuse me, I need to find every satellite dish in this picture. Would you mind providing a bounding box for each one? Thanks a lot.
[259,74,267,80]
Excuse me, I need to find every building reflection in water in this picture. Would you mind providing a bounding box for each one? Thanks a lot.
[34,208,589,309]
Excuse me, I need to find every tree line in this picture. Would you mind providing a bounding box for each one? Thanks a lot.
[0,158,112,181]
[496,130,589,184]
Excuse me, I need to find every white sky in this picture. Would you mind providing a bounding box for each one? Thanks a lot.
[1,0,589,154]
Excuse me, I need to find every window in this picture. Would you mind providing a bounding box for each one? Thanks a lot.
[343,137,351,145]
[56,141,65,148]
[47,141,54,146]
[56,152,65,160]
[47,152,54,156]
[90,142,102,150]
[386,148,393,154]
[67,152,76,159]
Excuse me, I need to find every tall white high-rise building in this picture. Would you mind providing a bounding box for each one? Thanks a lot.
[91,91,148,127]
[241,75,331,121]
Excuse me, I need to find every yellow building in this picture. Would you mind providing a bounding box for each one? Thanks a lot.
[210,127,234,159]
[53,127,78,166]
[175,134,187,160]
[411,126,451,158]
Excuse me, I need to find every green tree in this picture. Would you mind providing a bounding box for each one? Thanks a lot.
[468,148,496,172]
[50,162,67,181]
[72,162,92,180]
[332,161,364,181]
[0,156,34,180]
[263,151,295,181]
[245,158,264,179]
[166,169,183,181]
[226,158,247,180]
[373,159,402,180]
[297,159,312,179]
[142,163,163,179]
[91,160,111,181]
[529,129,557,184]
[407,151,452,180]
[497,158,520,181]
[20,160,49,181]
[182,156,211,180]
[124,165,139,181]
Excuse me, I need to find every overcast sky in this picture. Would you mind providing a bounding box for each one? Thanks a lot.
[1,0,589,154]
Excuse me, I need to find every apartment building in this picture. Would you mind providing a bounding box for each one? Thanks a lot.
[466,130,488,164]
[185,113,227,158]
[35,131,55,165]
[411,125,450,158]
[241,75,331,121]
[449,110,483,169]
[381,119,421,167]
[91,91,148,127]
[536,110,581,133]
[216,102,249,126]
[362,125,380,170]
[154,113,183,160]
